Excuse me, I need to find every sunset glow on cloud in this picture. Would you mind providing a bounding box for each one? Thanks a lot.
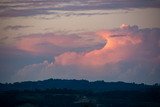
[0,0,160,84]
[14,33,104,55]
[55,25,143,67]
[11,25,160,84]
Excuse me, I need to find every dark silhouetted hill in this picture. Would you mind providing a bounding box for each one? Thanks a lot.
[0,79,160,107]
[0,79,159,92]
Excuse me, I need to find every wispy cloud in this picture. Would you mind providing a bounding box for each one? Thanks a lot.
[4,25,31,30]
[0,0,159,17]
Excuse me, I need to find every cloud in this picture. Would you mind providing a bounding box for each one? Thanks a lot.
[4,25,31,30]
[12,60,54,81]
[0,0,159,17]
[54,32,141,66]
[14,33,104,55]
[12,25,160,84]
[0,8,53,17]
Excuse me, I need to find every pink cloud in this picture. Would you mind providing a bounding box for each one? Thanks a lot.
[16,34,75,54]
[15,33,102,55]
[55,30,142,67]
[12,25,160,83]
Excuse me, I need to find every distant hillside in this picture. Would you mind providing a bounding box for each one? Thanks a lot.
[0,79,159,91]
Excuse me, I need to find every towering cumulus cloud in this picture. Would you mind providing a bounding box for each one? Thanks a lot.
[12,25,160,84]
[55,29,141,66]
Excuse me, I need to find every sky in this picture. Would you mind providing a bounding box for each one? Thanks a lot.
[0,0,160,84]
